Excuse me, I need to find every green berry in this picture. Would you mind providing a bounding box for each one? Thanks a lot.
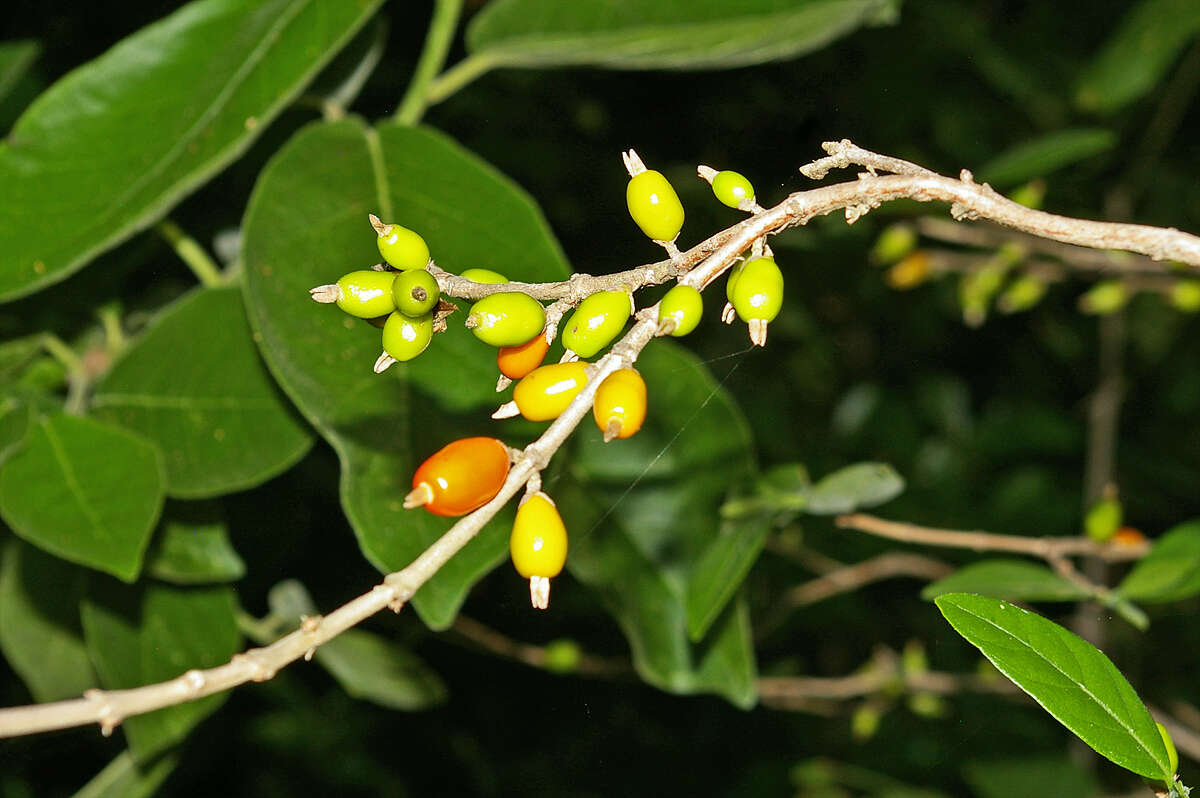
[382,311,433,361]
[1084,496,1122,542]
[627,170,684,242]
[1079,281,1128,315]
[730,257,783,322]
[392,269,440,317]
[711,170,755,209]
[374,220,430,270]
[1170,280,1200,312]
[562,291,632,357]
[726,260,747,303]
[466,293,546,347]
[459,268,508,284]
[998,274,1048,314]
[870,224,918,265]
[658,284,703,336]
[335,270,398,319]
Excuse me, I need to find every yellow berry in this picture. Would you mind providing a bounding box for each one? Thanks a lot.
[627,170,684,242]
[513,362,589,422]
[593,368,647,441]
[510,491,568,609]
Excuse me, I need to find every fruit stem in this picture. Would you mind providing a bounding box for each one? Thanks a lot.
[368,214,391,237]
[748,318,769,347]
[309,284,341,303]
[603,419,622,443]
[373,352,397,373]
[529,576,551,610]
[621,149,647,178]
[403,482,434,510]
[696,164,718,184]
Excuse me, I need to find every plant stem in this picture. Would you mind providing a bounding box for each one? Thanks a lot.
[41,333,89,415]
[423,51,498,108]
[394,0,464,125]
[157,219,223,287]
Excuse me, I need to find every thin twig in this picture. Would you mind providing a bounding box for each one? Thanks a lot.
[394,0,463,126]
[450,616,632,678]
[157,219,223,287]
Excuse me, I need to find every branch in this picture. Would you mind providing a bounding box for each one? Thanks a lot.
[3,139,1193,739]
[450,616,632,678]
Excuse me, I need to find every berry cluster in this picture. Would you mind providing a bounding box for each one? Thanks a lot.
[311,152,786,608]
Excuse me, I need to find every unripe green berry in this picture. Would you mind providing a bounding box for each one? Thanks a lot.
[1079,280,1128,315]
[562,291,632,357]
[627,170,684,242]
[460,268,508,284]
[1169,279,1200,312]
[998,274,1048,314]
[466,293,546,347]
[726,260,747,303]
[392,269,440,317]
[542,639,583,674]
[375,222,430,270]
[658,284,703,336]
[871,224,918,265]
[730,257,784,322]
[382,311,433,361]
[335,270,398,319]
[711,170,755,209]
[1084,496,1122,542]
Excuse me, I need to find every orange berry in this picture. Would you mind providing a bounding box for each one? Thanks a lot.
[497,332,550,380]
[1113,527,1146,546]
[404,437,510,517]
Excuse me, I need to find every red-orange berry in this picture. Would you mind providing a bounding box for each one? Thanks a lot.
[497,332,550,380]
[404,437,510,517]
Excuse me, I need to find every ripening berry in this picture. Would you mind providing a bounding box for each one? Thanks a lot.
[382,311,434,362]
[1112,526,1146,547]
[332,270,398,318]
[392,269,440,316]
[513,361,589,421]
[886,252,932,290]
[657,284,703,336]
[466,293,546,347]
[497,333,551,380]
[510,491,568,609]
[593,368,647,441]
[404,437,510,517]
[562,291,632,358]
[711,170,755,209]
[627,170,684,242]
[371,214,429,270]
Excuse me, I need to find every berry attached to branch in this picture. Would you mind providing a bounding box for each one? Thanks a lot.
[510,491,568,610]
[370,213,430,270]
[624,149,685,247]
[593,368,647,442]
[510,361,590,421]
[729,256,784,346]
[466,293,547,347]
[561,290,634,358]
[405,437,511,517]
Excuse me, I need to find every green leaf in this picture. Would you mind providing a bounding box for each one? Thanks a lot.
[1075,0,1200,113]
[242,119,570,629]
[0,335,46,384]
[687,514,771,640]
[0,40,40,105]
[305,16,388,111]
[1116,518,1200,603]
[977,129,1117,187]
[81,582,239,762]
[71,750,178,798]
[0,0,385,303]
[559,341,758,707]
[0,540,96,702]
[145,502,245,585]
[921,559,1092,602]
[935,593,1172,780]
[805,462,904,514]
[266,580,446,710]
[92,286,312,498]
[0,414,165,581]
[0,393,34,463]
[467,0,899,71]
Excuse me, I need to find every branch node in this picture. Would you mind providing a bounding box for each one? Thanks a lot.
[300,614,323,634]
[183,669,206,694]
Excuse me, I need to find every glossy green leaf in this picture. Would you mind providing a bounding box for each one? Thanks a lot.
[145,502,245,585]
[92,286,312,498]
[687,514,771,640]
[467,0,899,71]
[977,129,1117,187]
[266,580,446,710]
[1116,519,1200,603]
[1075,0,1200,113]
[0,0,385,303]
[921,559,1091,602]
[0,40,40,105]
[81,582,239,762]
[935,593,1172,780]
[242,119,570,629]
[0,540,96,702]
[72,750,178,798]
[0,414,165,581]
[559,341,758,707]
[805,462,904,514]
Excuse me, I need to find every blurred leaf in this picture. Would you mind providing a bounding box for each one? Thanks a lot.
[0,393,33,463]
[242,119,570,629]
[962,754,1099,798]
[977,129,1116,187]
[936,593,1172,780]
[0,0,384,302]
[687,514,771,640]
[305,16,387,111]
[1116,518,1200,603]
[720,462,809,519]
[560,341,758,707]
[81,582,239,763]
[467,0,899,71]
[1075,0,1200,113]
[93,286,312,498]
[0,335,45,383]
[145,502,245,585]
[266,580,445,710]
[71,750,177,798]
[0,540,96,702]
[921,559,1091,602]
[805,462,904,514]
[0,40,39,104]
[0,414,164,581]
